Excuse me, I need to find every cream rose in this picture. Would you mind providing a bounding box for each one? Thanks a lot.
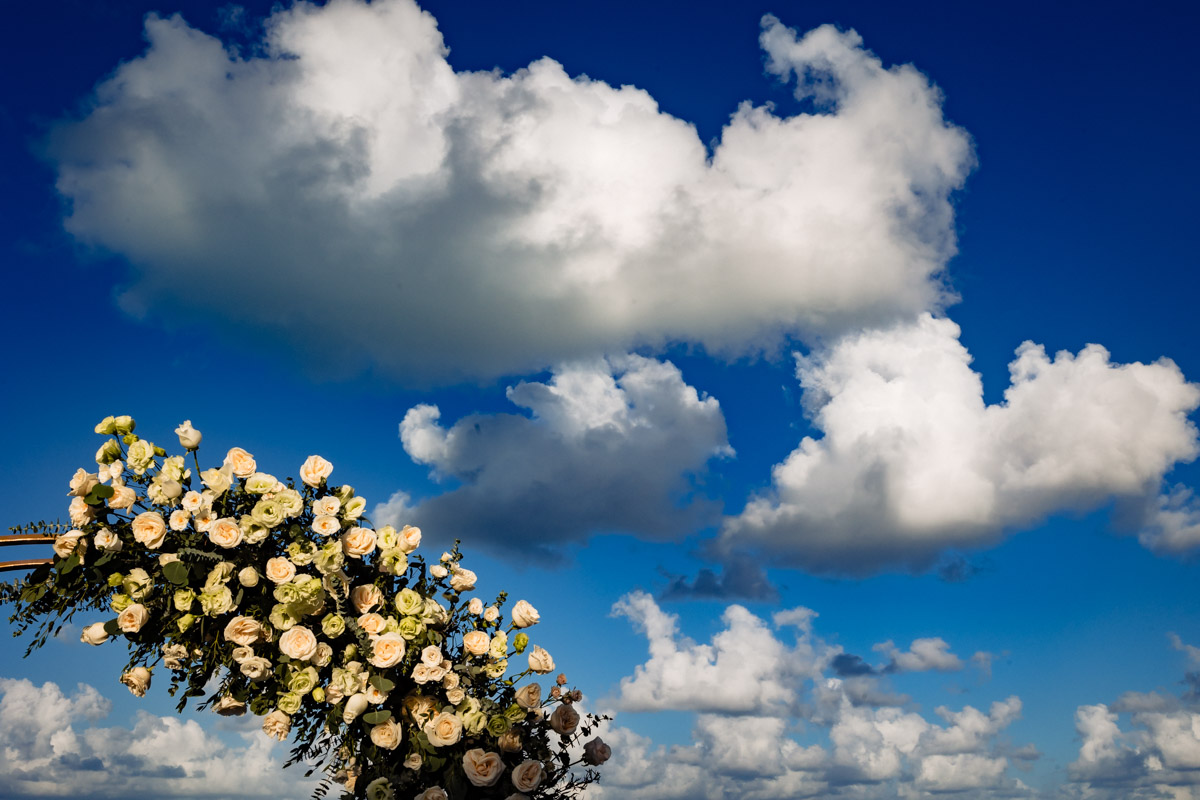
[238,567,260,587]
[421,645,443,667]
[343,692,369,723]
[550,704,579,735]
[341,527,377,558]
[107,484,136,510]
[511,760,544,793]
[498,731,522,753]
[368,632,406,668]
[365,777,394,800]
[262,709,291,741]
[81,622,109,645]
[175,420,202,450]
[357,613,386,635]
[201,466,233,496]
[463,630,490,656]
[311,514,341,537]
[131,512,168,549]
[169,510,190,531]
[514,684,542,710]
[223,616,263,646]
[313,496,341,516]
[511,600,540,628]
[462,749,504,787]
[300,455,334,487]
[117,603,149,633]
[404,694,438,727]
[224,447,257,478]
[53,530,86,560]
[527,646,555,674]
[424,711,463,747]
[350,584,383,613]
[240,656,273,681]
[449,567,477,592]
[68,468,99,497]
[265,557,296,584]
[484,606,499,623]
[398,525,421,553]
[213,695,246,716]
[120,666,152,697]
[467,597,483,615]
[208,517,244,549]
[93,527,122,552]
[279,626,319,661]
[369,717,402,750]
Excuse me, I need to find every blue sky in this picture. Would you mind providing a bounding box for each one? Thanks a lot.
[2,1,1199,797]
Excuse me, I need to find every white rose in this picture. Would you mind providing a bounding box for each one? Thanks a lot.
[53,530,86,560]
[462,749,504,787]
[175,420,202,450]
[368,632,406,668]
[411,664,445,685]
[213,695,246,716]
[224,447,257,478]
[120,666,152,697]
[446,687,465,704]
[162,643,188,670]
[370,716,402,750]
[424,711,463,747]
[511,760,544,793]
[93,527,122,552]
[341,527,377,558]
[299,455,333,487]
[343,692,369,723]
[398,525,421,553]
[582,737,611,766]
[350,584,383,613]
[527,646,554,674]
[278,626,319,661]
[463,631,490,656]
[442,671,460,690]
[365,683,389,705]
[238,567,260,587]
[117,603,149,633]
[511,600,540,628]
[193,508,216,532]
[223,616,263,646]
[81,622,110,645]
[131,512,168,549]
[265,557,296,584]
[550,704,579,735]
[208,517,244,549]
[404,753,422,770]
[262,709,291,741]
[68,468,100,497]
[231,646,254,663]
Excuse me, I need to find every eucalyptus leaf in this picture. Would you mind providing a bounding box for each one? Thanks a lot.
[163,560,190,585]
[368,675,395,693]
[362,709,391,724]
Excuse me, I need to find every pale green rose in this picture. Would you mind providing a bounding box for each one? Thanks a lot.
[276,692,303,715]
[504,703,526,723]
[330,667,360,697]
[489,631,508,660]
[161,455,190,482]
[287,541,317,566]
[174,588,196,612]
[199,586,235,616]
[395,589,423,617]
[321,614,346,638]
[486,714,511,737]
[95,439,122,464]
[376,525,399,550]
[244,473,278,494]
[311,686,326,703]
[314,541,345,575]
[110,593,132,612]
[461,707,487,735]
[201,466,233,497]
[95,415,117,435]
[513,633,529,654]
[275,488,304,517]
[251,499,285,528]
[483,659,508,679]
[240,518,270,544]
[274,582,303,605]
[106,572,124,588]
[343,496,367,521]
[421,598,449,627]
[396,616,424,641]
[177,613,197,632]
[335,485,355,504]
[113,415,135,434]
[126,439,155,475]
[377,549,407,576]
[205,562,236,591]
[289,667,319,694]
[296,575,324,602]
[270,604,300,631]
[382,616,401,635]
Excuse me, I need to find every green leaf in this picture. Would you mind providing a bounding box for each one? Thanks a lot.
[368,675,395,693]
[362,710,391,724]
[95,551,115,567]
[60,554,80,574]
[163,560,189,585]
[103,619,121,636]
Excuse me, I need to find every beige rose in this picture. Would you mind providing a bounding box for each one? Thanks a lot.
[131,512,168,549]
[357,613,386,635]
[223,616,263,646]
[582,737,611,766]
[262,709,291,741]
[369,716,402,750]
[208,517,244,549]
[404,753,422,770]
[279,626,319,661]
[514,684,542,710]
[120,666,152,697]
[398,525,422,553]
[404,694,438,727]
[341,527,377,558]
[53,530,86,560]
[497,731,522,753]
[365,683,389,705]
[224,447,257,478]
[117,603,149,633]
[107,484,137,510]
[442,671,460,690]
[300,455,334,487]
[411,664,445,685]
[368,632,406,668]
[213,695,246,716]
[449,567,477,592]
[350,584,383,614]
[421,645,443,667]
[550,704,579,735]
[201,466,233,496]
[265,557,296,584]
[527,646,555,674]
[81,622,110,645]
[462,749,504,787]
[430,565,448,579]
[511,600,540,628]
[446,687,465,704]
[463,630,490,656]
[238,567,260,587]
[424,711,463,747]
[511,760,544,793]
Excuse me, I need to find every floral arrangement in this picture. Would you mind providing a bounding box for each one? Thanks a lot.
[1,417,610,800]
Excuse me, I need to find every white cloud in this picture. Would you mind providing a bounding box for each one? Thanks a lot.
[722,314,1200,573]
[0,677,317,798]
[874,637,965,673]
[47,1,971,382]
[375,355,731,560]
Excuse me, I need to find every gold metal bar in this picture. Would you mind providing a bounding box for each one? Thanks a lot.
[0,558,53,572]
[0,534,57,547]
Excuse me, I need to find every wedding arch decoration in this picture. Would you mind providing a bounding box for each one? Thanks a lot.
[1,416,610,800]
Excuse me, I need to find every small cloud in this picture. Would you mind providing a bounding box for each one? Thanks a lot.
[658,553,778,602]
